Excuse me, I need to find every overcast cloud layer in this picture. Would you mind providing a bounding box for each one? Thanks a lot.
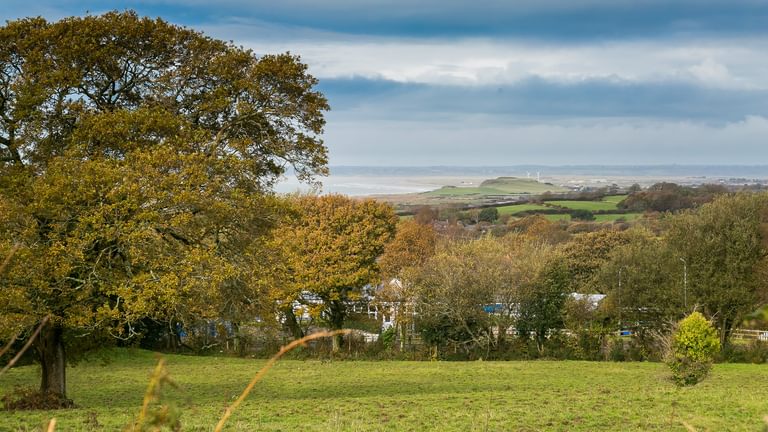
[3,1,767,166]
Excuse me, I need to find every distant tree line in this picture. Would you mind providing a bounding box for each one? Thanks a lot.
[379,192,768,361]
[618,182,728,212]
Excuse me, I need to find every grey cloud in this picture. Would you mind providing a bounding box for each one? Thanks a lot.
[319,78,768,123]
[3,0,766,40]
[323,116,768,166]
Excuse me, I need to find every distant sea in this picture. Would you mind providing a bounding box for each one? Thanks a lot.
[274,165,768,196]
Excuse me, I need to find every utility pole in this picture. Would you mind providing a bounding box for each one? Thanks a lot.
[680,257,688,310]
[618,267,622,331]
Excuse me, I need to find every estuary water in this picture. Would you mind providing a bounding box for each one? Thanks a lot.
[274,166,768,197]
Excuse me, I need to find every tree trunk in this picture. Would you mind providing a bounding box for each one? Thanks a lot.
[167,321,180,352]
[399,322,406,351]
[231,322,241,355]
[719,315,734,348]
[536,331,546,355]
[328,300,346,352]
[283,308,304,340]
[38,321,66,397]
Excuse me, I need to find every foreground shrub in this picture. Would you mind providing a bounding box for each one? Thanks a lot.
[1,386,74,410]
[667,312,721,386]
[380,327,396,349]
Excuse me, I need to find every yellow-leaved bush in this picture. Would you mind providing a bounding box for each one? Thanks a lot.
[667,312,721,386]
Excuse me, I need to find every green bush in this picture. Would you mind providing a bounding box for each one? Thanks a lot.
[1,386,74,410]
[667,312,721,386]
[478,207,499,222]
[718,340,768,364]
[380,327,396,349]
[606,337,627,362]
[570,209,595,221]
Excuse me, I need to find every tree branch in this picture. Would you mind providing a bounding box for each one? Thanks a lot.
[0,316,50,377]
[154,226,192,245]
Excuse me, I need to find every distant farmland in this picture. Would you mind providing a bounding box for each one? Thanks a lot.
[496,203,551,215]
[495,194,638,224]
[601,194,628,204]
[544,200,620,211]
[543,214,571,222]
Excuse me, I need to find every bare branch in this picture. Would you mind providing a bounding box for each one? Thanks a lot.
[0,242,20,274]
[0,316,50,377]
[0,334,18,359]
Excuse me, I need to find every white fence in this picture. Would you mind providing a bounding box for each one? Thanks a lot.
[732,329,768,342]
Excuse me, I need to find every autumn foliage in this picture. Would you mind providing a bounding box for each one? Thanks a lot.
[266,195,397,350]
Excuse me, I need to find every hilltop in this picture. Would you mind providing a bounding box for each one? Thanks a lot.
[373,176,568,206]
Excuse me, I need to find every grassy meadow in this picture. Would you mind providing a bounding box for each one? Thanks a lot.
[2,349,767,431]
[544,200,619,211]
[496,203,552,216]
[601,195,628,204]
[543,214,571,222]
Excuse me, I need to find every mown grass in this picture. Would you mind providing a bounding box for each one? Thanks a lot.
[544,200,619,211]
[4,349,765,431]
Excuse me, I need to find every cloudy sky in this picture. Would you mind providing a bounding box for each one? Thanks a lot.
[3,1,768,166]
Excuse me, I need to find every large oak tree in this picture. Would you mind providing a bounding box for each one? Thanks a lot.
[0,12,328,398]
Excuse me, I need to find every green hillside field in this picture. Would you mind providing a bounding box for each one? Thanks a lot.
[496,203,552,215]
[602,195,628,204]
[544,200,619,211]
[2,349,766,431]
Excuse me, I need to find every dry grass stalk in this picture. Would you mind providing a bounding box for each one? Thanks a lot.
[0,243,20,275]
[128,357,169,432]
[0,316,50,377]
[213,329,351,432]
[682,421,697,431]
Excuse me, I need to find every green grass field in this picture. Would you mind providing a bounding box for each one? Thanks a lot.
[423,186,500,196]
[544,214,571,222]
[544,200,619,211]
[496,203,551,216]
[601,195,628,204]
[6,350,764,431]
